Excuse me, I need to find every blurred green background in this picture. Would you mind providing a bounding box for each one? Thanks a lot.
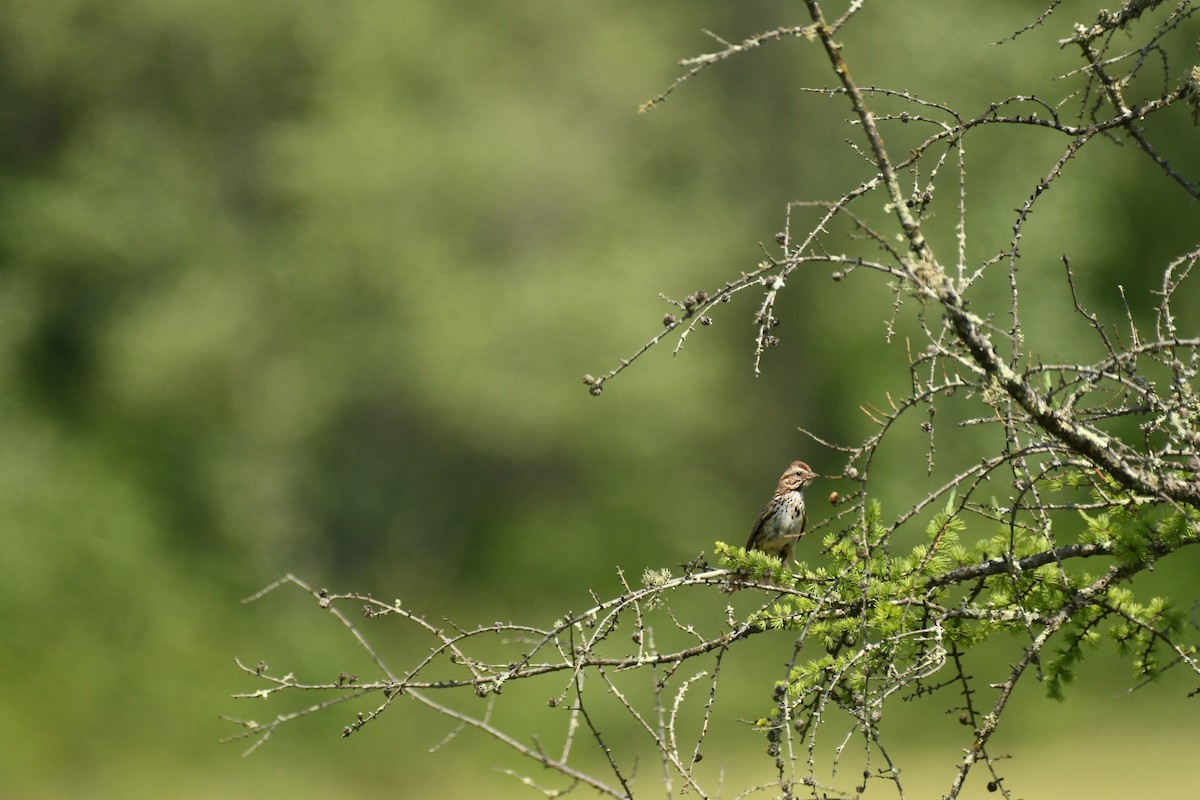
[2,2,1198,797]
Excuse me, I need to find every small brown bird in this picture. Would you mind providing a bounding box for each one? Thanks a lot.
[744,460,818,563]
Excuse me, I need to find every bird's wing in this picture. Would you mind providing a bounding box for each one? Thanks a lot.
[744,506,771,550]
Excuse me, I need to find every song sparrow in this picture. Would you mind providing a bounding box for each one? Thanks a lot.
[744,460,818,562]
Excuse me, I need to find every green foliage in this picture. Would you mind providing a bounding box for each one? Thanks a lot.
[3,0,1199,796]
[721,476,1200,721]
[1039,474,1200,699]
[0,1,830,793]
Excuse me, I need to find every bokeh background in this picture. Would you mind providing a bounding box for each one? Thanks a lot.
[2,2,1198,797]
